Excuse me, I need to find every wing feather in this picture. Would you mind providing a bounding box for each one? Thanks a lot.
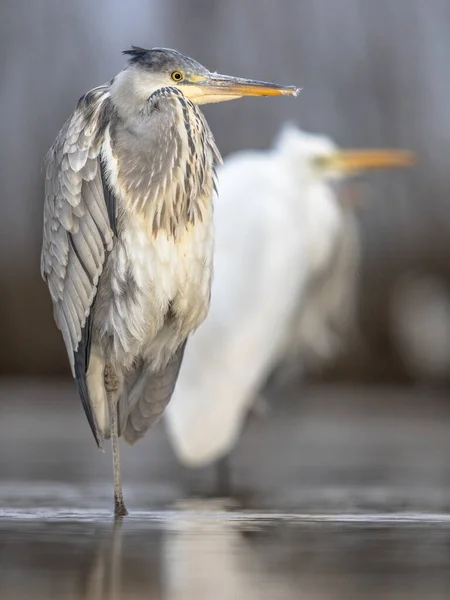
[41,85,115,446]
[121,340,188,445]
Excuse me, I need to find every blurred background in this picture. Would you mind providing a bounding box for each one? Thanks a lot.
[3,2,450,597]
[2,0,450,381]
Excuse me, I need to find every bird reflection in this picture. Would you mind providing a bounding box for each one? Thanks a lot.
[162,499,268,599]
[81,519,125,600]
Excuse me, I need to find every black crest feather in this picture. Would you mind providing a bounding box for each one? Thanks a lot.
[121,46,208,74]
[122,46,151,64]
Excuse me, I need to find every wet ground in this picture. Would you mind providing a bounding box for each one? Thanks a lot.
[1,381,450,598]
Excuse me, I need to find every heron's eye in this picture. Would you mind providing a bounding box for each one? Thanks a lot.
[171,71,184,82]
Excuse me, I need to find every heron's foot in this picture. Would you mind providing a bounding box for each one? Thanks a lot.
[114,496,128,518]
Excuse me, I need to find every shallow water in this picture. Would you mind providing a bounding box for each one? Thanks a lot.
[2,500,450,599]
[2,382,450,598]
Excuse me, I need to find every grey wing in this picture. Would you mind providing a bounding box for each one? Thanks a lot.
[121,340,187,445]
[41,87,115,446]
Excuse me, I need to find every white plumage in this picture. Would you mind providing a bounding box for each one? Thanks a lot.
[272,167,362,383]
[165,127,350,466]
[165,125,413,469]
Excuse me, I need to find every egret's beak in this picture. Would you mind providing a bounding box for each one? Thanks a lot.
[329,149,415,174]
[185,73,300,104]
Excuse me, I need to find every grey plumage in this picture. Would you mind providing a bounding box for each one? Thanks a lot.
[43,85,114,443]
[41,46,298,515]
[119,339,187,444]
[123,46,208,74]
[42,62,219,450]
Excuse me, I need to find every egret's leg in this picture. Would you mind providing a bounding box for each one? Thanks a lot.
[105,364,128,517]
[213,397,267,499]
[248,393,270,421]
[216,455,232,497]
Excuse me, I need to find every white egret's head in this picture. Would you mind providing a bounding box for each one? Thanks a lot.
[275,125,415,186]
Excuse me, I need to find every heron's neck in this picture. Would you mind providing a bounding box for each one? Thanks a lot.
[108,89,218,239]
[110,68,159,121]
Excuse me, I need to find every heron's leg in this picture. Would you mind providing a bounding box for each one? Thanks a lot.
[105,363,128,517]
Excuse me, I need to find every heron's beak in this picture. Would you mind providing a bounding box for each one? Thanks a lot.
[185,73,300,104]
[328,149,415,174]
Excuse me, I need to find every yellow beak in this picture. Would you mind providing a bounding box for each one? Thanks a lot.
[203,73,299,97]
[184,73,300,104]
[330,149,415,173]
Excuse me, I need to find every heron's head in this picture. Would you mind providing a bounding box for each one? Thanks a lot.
[119,46,299,106]
[276,125,415,185]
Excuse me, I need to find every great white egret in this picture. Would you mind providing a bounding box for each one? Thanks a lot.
[164,125,413,483]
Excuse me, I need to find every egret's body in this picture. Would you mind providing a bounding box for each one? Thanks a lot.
[275,192,361,380]
[41,47,298,515]
[166,128,338,466]
[165,126,413,473]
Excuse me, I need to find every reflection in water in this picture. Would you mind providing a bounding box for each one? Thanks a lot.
[162,499,267,599]
[2,501,450,599]
[81,518,124,600]
[0,516,163,600]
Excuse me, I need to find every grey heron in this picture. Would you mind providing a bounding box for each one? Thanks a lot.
[164,125,413,489]
[41,46,299,516]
